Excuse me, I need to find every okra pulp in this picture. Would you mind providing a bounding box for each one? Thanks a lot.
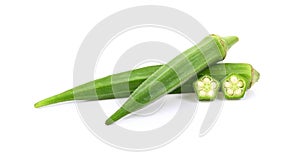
[193,75,220,101]
[222,73,247,99]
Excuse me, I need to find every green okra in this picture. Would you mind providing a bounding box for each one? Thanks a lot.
[105,34,239,125]
[34,63,259,108]
[222,73,247,99]
[193,75,220,101]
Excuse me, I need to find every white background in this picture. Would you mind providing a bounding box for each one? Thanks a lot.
[1,0,300,152]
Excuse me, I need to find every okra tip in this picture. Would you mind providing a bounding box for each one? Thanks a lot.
[34,102,41,108]
[105,118,114,125]
[34,89,74,108]
[222,36,239,50]
[105,107,130,125]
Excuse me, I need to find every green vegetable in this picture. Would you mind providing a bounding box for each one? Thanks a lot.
[34,63,259,108]
[222,73,247,99]
[105,34,239,125]
[193,75,220,101]
[34,65,162,108]
[202,63,259,89]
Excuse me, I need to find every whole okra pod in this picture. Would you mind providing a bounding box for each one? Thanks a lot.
[34,63,259,108]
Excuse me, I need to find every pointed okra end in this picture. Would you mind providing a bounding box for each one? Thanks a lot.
[105,118,115,125]
[105,107,130,125]
[193,75,220,101]
[34,89,74,108]
[222,73,247,100]
[34,102,42,108]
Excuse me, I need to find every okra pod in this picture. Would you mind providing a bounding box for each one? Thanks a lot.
[105,34,238,125]
[34,63,259,108]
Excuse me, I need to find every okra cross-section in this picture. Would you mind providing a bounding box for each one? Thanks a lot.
[193,75,220,101]
[222,73,247,99]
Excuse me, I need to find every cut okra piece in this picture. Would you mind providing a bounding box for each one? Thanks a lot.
[193,75,220,101]
[222,73,247,99]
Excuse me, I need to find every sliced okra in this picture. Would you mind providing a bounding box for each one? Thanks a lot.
[222,73,247,99]
[193,75,220,101]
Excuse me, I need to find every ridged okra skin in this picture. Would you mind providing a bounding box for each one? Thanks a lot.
[34,63,259,108]
[200,63,257,89]
[105,34,239,125]
[34,65,161,108]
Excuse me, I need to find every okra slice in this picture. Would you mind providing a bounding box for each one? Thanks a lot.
[194,75,220,101]
[222,73,247,99]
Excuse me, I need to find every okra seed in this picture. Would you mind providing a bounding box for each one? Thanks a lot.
[226,89,234,95]
[237,81,244,87]
[211,81,217,89]
[203,77,211,83]
[230,76,238,83]
[234,89,242,95]
[224,81,232,88]
[199,90,206,96]
[208,90,214,97]
[197,81,204,88]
